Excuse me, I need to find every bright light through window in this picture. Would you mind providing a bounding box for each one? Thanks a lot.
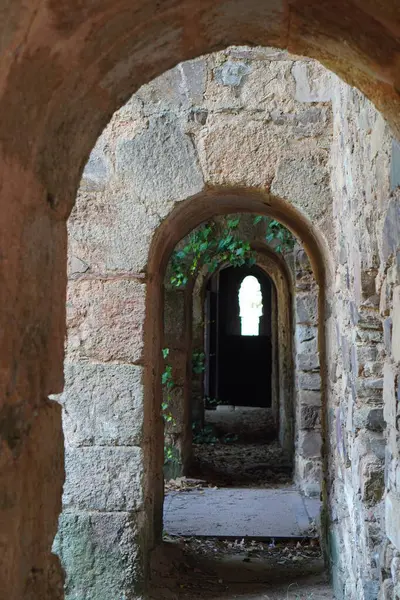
[239,276,263,336]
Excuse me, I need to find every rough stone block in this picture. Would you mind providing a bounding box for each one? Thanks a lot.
[352,431,386,465]
[353,406,385,432]
[292,61,334,102]
[58,363,144,447]
[299,404,321,429]
[298,372,321,391]
[63,447,143,511]
[53,511,142,600]
[392,286,400,362]
[69,188,161,273]
[357,345,379,366]
[81,145,110,191]
[384,362,396,428]
[180,58,206,104]
[362,360,384,378]
[296,324,318,346]
[299,389,321,406]
[379,578,394,599]
[384,317,393,354]
[391,555,400,585]
[382,195,400,260]
[197,113,280,186]
[214,60,251,87]
[164,385,185,433]
[386,492,400,551]
[115,116,204,214]
[295,455,322,496]
[356,378,384,402]
[297,351,320,371]
[271,106,329,139]
[239,59,295,112]
[66,278,146,363]
[363,580,380,600]
[360,456,385,505]
[380,539,396,578]
[297,431,322,458]
[271,153,332,222]
[136,64,187,112]
[356,328,383,344]
[296,336,318,357]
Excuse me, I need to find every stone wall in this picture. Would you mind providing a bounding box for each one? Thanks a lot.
[326,80,400,599]
[56,46,399,599]
[2,3,400,598]
[292,248,322,496]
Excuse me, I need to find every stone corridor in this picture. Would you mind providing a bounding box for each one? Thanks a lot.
[1,3,400,599]
[50,46,400,599]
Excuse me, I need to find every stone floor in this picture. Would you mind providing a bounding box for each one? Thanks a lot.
[164,486,320,538]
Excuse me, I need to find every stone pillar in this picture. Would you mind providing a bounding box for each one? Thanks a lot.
[163,286,192,477]
[293,250,322,497]
[53,274,147,599]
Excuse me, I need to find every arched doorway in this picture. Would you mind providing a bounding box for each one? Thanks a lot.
[206,265,273,410]
[2,29,396,597]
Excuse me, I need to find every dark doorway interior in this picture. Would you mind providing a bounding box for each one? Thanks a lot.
[205,265,273,408]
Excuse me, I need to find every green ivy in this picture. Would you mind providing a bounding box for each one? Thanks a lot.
[254,215,296,254]
[170,218,256,288]
[192,351,205,375]
[161,348,177,463]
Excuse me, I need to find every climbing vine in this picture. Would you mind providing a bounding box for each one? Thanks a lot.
[161,348,178,466]
[170,218,256,288]
[170,216,296,289]
[192,351,205,375]
[164,215,295,464]
[253,215,296,253]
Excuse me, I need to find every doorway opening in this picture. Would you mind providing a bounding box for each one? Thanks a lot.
[205,265,273,410]
[160,211,324,597]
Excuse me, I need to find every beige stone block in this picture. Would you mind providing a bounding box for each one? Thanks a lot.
[196,113,280,187]
[63,447,144,511]
[66,278,146,363]
[57,363,144,447]
[69,189,160,273]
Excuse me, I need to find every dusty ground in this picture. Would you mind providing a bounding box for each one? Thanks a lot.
[189,441,292,486]
[158,411,332,598]
[204,408,277,442]
[187,407,292,486]
[149,537,333,599]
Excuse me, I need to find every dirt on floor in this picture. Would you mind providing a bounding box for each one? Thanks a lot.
[204,408,277,443]
[158,411,331,598]
[188,441,292,487]
[149,537,333,599]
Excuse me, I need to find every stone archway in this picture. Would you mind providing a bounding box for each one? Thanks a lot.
[145,187,331,554]
[0,23,398,597]
[163,239,296,476]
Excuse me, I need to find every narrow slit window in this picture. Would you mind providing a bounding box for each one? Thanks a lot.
[239,275,263,336]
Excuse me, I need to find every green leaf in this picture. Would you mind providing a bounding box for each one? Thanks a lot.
[227,218,240,229]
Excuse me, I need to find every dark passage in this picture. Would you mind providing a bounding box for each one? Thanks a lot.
[206,265,273,408]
